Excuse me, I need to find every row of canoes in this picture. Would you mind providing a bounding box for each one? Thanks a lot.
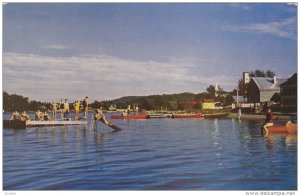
[110,113,205,119]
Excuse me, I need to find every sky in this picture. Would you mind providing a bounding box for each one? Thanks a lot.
[2,3,298,102]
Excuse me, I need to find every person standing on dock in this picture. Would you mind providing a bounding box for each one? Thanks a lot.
[59,99,64,119]
[74,100,80,120]
[82,96,88,118]
[51,101,58,120]
[64,99,69,119]
[263,108,274,133]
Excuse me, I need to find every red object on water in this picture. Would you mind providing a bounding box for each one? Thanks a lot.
[110,114,149,119]
[266,126,287,133]
[265,122,297,134]
[171,113,204,119]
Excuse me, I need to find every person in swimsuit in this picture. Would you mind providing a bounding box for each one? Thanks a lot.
[94,108,112,126]
[263,108,274,133]
[82,96,88,118]
[73,100,80,120]
[64,99,69,119]
[10,111,20,120]
[51,101,58,120]
[35,110,43,121]
[59,99,65,119]
[20,111,30,121]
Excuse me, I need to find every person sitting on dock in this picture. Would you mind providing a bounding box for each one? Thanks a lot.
[35,110,43,121]
[51,101,58,120]
[73,100,80,120]
[10,111,20,120]
[43,111,52,121]
[263,108,273,133]
[94,108,113,126]
[20,111,31,121]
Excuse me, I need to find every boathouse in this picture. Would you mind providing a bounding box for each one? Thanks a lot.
[279,73,297,112]
[247,76,288,104]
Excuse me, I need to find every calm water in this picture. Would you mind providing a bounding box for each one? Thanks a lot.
[3,112,297,190]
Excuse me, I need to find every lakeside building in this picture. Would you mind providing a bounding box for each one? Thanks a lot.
[247,76,288,104]
[202,99,215,110]
[279,73,297,113]
[202,99,224,110]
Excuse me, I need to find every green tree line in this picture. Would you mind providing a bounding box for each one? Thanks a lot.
[3,92,50,112]
[4,84,235,112]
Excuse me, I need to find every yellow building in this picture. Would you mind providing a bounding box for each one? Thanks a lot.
[202,99,215,110]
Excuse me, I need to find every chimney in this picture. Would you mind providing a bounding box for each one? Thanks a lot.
[273,76,277,84]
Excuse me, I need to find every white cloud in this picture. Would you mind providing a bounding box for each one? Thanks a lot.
[42,44,69,50]
[3,52,236,102]
[223,17,296,39]
[229,3,252,10]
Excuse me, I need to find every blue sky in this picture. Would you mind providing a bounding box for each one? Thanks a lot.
[3,3,297,102]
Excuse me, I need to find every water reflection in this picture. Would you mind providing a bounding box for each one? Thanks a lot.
[3,115,297,190]
[263,133,297,150]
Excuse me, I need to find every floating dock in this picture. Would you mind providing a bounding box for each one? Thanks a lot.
[3,119,87,129]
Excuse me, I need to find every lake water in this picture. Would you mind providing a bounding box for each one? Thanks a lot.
[3,112,297,190]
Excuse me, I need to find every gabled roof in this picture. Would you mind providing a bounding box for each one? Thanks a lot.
[252,77,288,91]
[279,73,297,87]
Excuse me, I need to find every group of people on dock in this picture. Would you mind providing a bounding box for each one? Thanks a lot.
[10,96,89,121]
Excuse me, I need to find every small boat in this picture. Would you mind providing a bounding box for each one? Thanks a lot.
[110,114,149,119]
[3,119,87,129]
[171,113,204,119]
[264,121,297,134]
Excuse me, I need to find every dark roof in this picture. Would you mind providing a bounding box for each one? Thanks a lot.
[279,73,297,87]
[270,93,281,102]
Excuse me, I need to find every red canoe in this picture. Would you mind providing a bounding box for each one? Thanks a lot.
[265,121,297,134]
[110,114,149,119]
[171,113,204,119]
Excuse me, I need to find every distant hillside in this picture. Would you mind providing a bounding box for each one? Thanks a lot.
[90,91,233,111]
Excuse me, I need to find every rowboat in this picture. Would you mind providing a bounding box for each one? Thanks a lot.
[110,114,149,119]
[3,119,87,129]
[171,113,204,119]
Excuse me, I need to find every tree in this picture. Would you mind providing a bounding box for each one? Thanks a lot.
[206,85,216,98]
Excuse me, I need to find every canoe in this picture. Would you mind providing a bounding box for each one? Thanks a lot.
[148,113,172,118]
[171,113,204,119]
[266,126,287,133]
[264,121,297,134]
[110,114,149,119]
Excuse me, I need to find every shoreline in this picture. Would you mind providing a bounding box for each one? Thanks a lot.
[225,112,293,121]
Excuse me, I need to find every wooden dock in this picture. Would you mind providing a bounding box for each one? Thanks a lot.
[3,119,87,129]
